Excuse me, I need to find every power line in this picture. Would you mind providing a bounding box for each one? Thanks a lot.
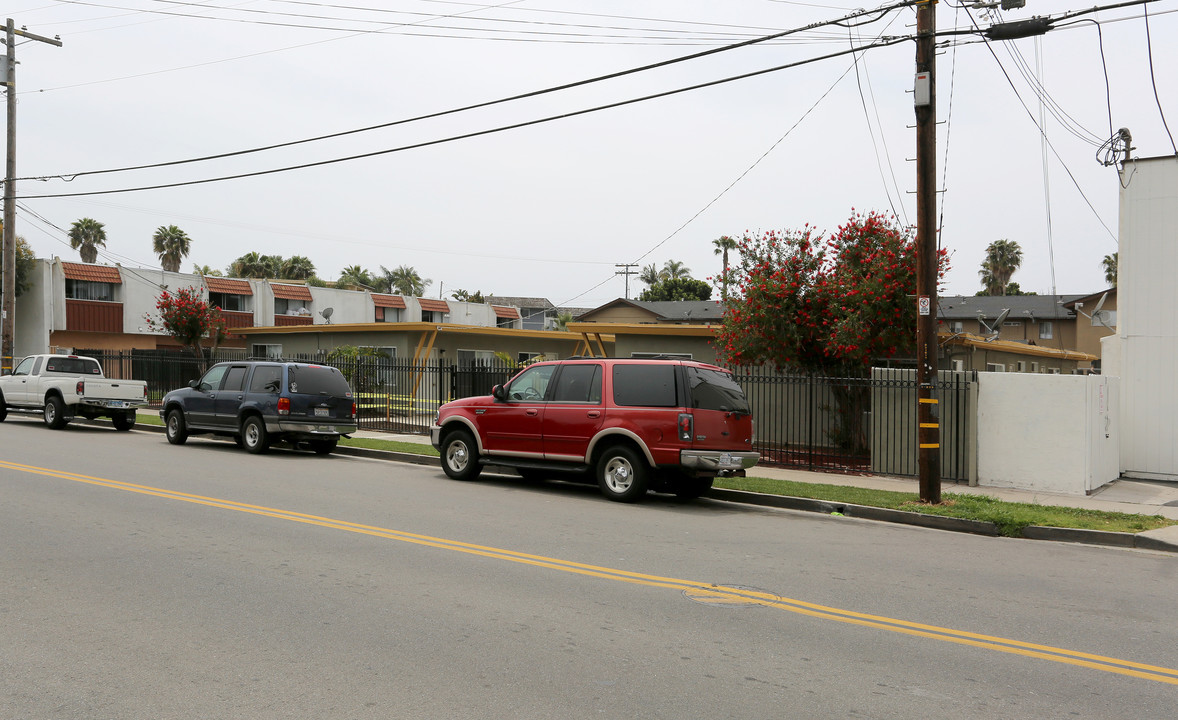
[17,34,915,200]
[20,1,919,184]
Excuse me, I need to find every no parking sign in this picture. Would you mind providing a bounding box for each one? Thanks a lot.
[918,296,931,316]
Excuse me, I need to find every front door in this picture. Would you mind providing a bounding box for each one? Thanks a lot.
[478,364,555,459]
[185,365,227,427]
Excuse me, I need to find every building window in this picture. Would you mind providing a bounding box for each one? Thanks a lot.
[275,298,309,316]
[210,292,248,312]
[377,308,402,322]
[359,346,396,358]
[65,279,115,302]
[252,343,282,358]
[497,316,515,329]
[422,310,444,323]
[949,321,964,334]
[1039,321,1053,339]
[985,363,1005,372]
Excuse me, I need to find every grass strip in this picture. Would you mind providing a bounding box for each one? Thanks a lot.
[133,411,1175,537]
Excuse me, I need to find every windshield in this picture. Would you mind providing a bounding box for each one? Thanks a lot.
[686,367,750,414]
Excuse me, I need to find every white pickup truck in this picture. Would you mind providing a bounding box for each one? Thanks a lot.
[0,354,149,430]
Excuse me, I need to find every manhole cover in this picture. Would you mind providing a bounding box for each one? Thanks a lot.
[684,584,780,607]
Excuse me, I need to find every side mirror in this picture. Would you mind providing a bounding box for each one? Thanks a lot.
[188,379,200,389]
[492,384,506,402]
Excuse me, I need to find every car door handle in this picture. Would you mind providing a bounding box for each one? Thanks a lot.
[586,411,600,418]
[525,409,539,416]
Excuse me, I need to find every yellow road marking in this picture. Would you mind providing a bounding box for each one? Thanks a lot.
[4,458,1177,686]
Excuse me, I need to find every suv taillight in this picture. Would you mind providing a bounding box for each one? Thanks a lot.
[76,380,85,396]
[678,413,693,442]
[351,401,357,419]
[277,397,290,415]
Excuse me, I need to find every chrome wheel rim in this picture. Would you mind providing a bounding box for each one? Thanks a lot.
[244,422,260,447]
[167,414,179,436]
[45,403,56,423]
[446,440,469,472]
[603,457,633,493]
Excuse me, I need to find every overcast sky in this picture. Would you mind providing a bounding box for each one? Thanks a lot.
[7,0,1176,309]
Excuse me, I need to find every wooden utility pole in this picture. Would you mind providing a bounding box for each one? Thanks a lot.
[914,1,940,503]
[3,19,62,373]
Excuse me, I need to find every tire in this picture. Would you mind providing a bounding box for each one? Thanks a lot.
[241,415,270,454]
[441,429,481,481]
[596,445,649,502]
[309,436,339,455]
[44,395,69,429]
[112,410,137,431]
[673,474,714,500]
[0,393,7,422]
[165,408,189,445]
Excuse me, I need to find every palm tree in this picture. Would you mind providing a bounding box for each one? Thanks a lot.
[390,265,431,297]
[192,264,223,277]
[639,263,663,287]
[1102,252,1118,287]
[553,311,574,331]
[978,239,1023,296]
[451,289,485,302]
[259,254,285,278]
[229,252,270,278]
[662,259,691,280]
[68,218,107,264]
[281,255,316,280]
[336,265,373,289]
[152,225,191,272]
[712,235,738,300]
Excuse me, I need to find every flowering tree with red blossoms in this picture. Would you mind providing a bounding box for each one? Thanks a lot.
[716,210,947,376]
[714,211,948,450]
[144,286,228,370]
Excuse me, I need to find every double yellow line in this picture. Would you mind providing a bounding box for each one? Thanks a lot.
[4,458,1177,686]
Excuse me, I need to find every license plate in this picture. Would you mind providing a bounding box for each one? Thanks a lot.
[314,407,330,417]
[108,400,125,408]
[719,453,733,466]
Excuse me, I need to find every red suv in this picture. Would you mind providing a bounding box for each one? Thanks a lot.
[430,357,758,502]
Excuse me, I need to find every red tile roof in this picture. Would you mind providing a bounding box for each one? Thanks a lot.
[270,283,313,301]
[205,277,253,295]
[418,298,450,313]
[492,305,520,319]
[62,262,122,284]
[372,294,407,309]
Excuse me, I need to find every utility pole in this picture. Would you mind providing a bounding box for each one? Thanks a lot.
[3,19,62,374]
[913,0,940,503]
[615,263,638,300]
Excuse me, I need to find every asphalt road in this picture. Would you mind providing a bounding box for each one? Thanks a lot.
[2,416,1177,718]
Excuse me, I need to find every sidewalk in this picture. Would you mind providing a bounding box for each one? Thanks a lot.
[360,430,1178,551]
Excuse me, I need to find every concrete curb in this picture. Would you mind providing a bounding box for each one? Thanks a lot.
[135,423,1178,553]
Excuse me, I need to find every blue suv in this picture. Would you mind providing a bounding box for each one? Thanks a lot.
[160,360,357,455]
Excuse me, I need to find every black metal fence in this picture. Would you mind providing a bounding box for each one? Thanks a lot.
[76,350,972,480]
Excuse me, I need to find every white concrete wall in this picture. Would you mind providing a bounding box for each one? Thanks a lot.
[122,267,203,334]
[977,373,1119,494]
[309,286,370,324]
[13,259,56,357]
[1118,156,1178,480]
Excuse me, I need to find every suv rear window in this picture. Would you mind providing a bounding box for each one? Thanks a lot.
[288,365,352,396]
[613,364,677,407]
[686,366,750,413]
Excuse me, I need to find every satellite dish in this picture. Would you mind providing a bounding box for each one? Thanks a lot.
[320,307,334,324]
[1075,292,1112,328]
[977,308,1010,342]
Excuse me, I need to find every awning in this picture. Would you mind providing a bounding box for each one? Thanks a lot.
[418,298,450,313]
[205,277,253,295]
[62,262,121,284]
[372,294,407,309]
[270,283,313,301]
[492,305,520,320]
